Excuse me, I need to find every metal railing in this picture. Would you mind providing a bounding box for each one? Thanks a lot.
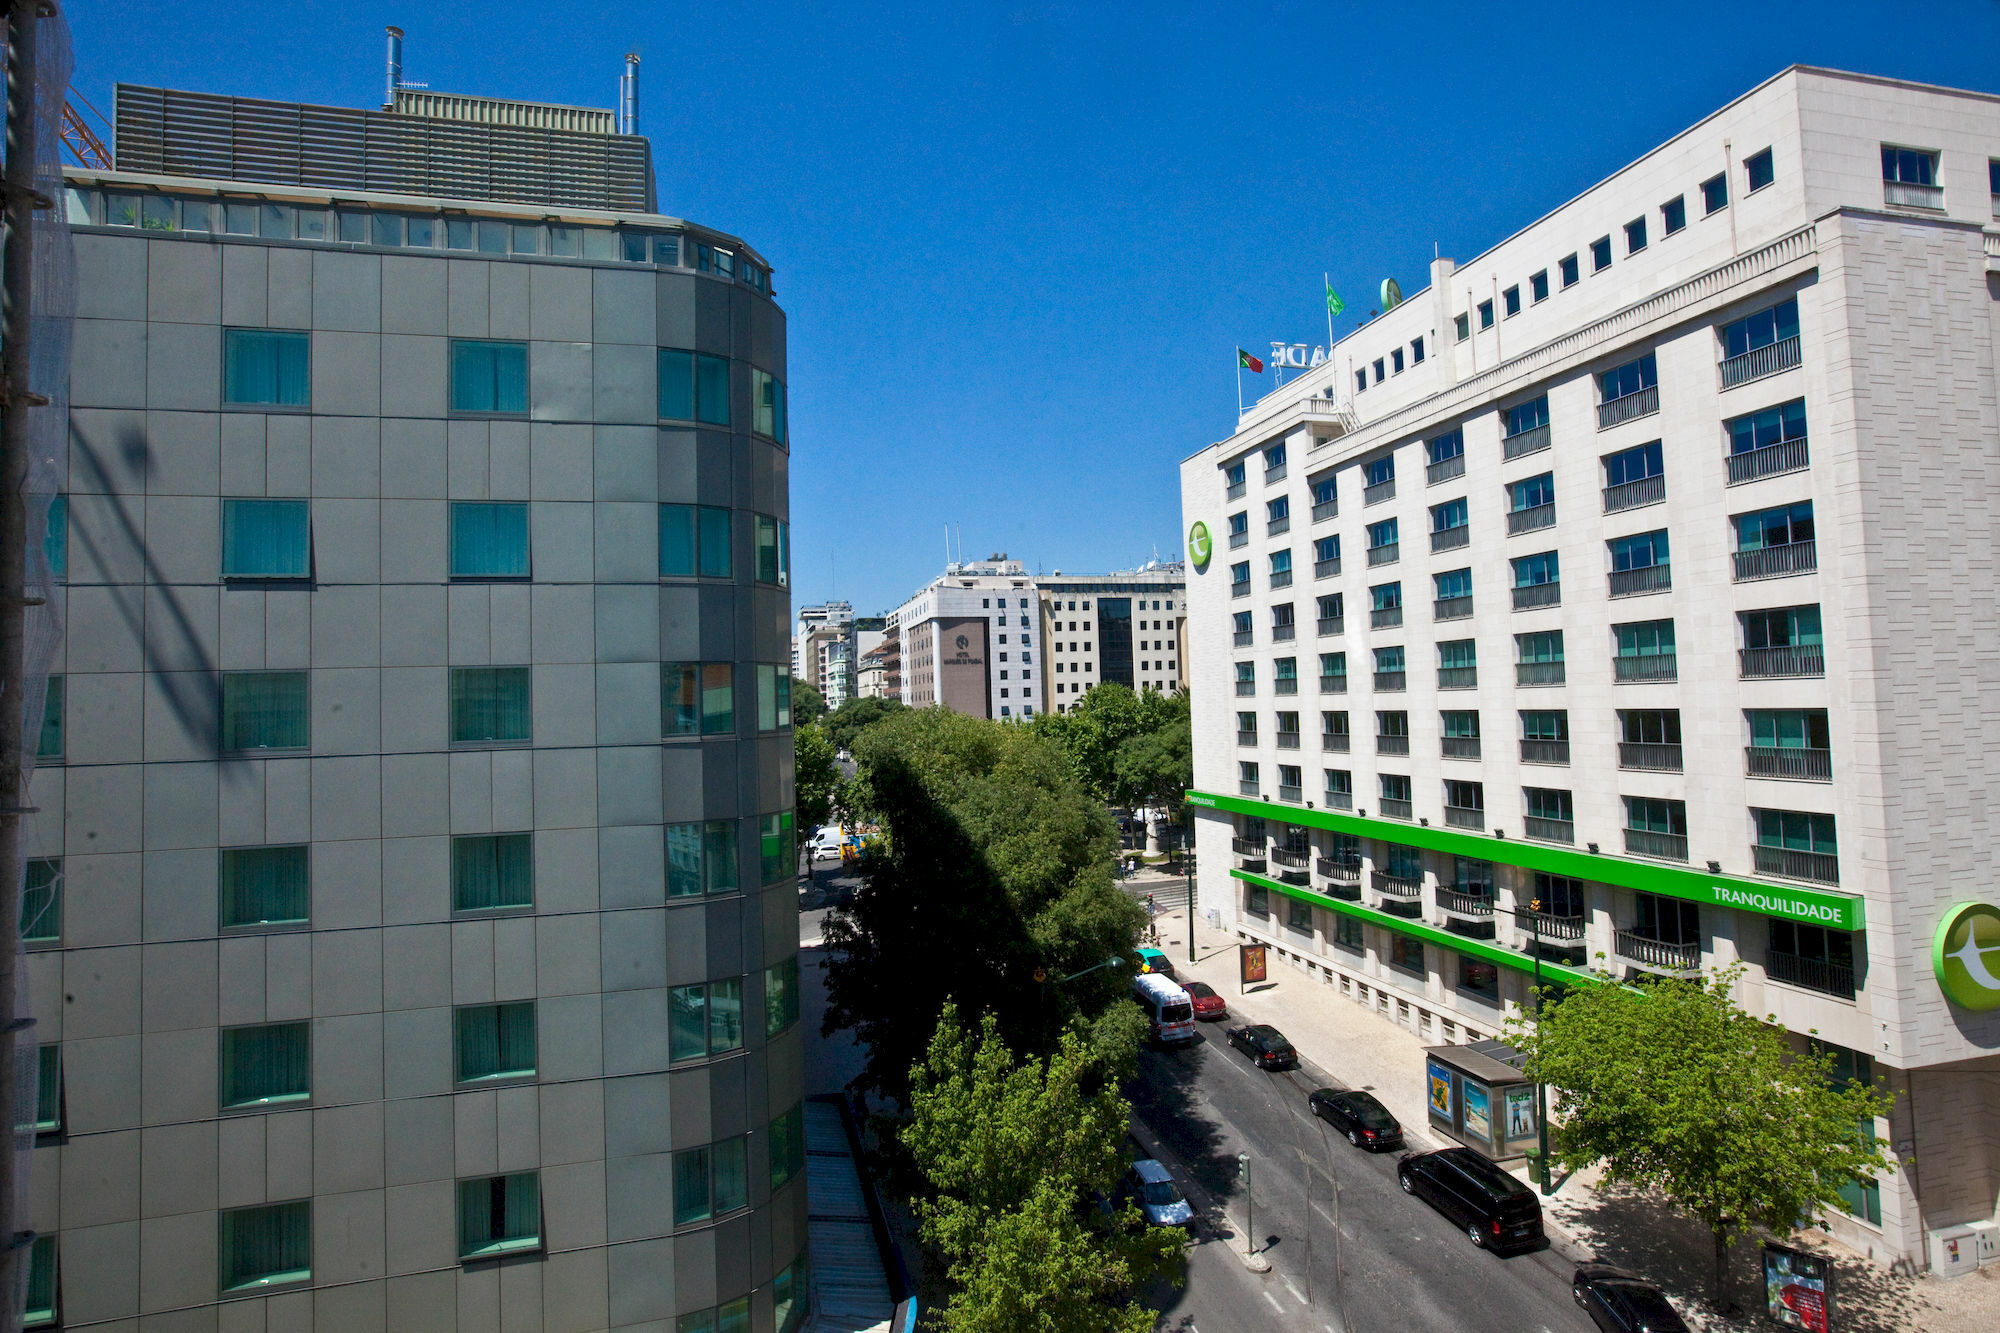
[1316,856,1361,884]
[1732,541,1816,581]
[1740,644,1824,678]
[1270,569,1293,589]
[1726,436,1808,485]
[1753,844,1840,885]
[1719,335,1801,390]
[1321,731,1349,752]
[1428,454,1466,485]
[1623,827,1688,862]
[1266,463,1289,483]
[1274,677,1298,696]
[1271,847,1310,869]
[1370,606,1403,629]
[1597,383,1659,430]
[1613,653,1677,682]
[1375,734,1410,756]
[1231,837,1265,855]
[1431,525,1470,553]
[1227,480,1246,500]
[1367,542,1400,567]
[1512,581,1561,610]
[1268,516,1291,536]
[1317,616,1344,636]
[1883,180,1943,210]
[1373,670,1407,691]
[1618,741,1684,772]
[1520,738,1570,764]
[1507,503,1555,536]
[1378,798,1413,821]
[1516,660,1566,686]
[1441,736,1481,759]
[1235,679,1256,696]
[1437,888,1494,918]
[1232,581,1250,599]
[1315,558,1342,579]
[1437,666,1477,690]
[1233,629,1253,647]
[1319,674,1347,694]
[1615,929,1700,972]
[1745,746,1832,781]
[1363,478,1396,506]
[1524,911,1585,941]
[1324,788,1353,810]
[1275,731,1300,749]
[1229,530,1249,549]
[1444,804,1485,830]
[1502,422,1551,460]
[1312,499,1339,523]
[1239,780,1261,797]
[1609,563,1672,597]
[1271,623,1296,642]
[1372,872,1422,898]
[1603,474,1666,513]
[1236,729,1257,745]
[1765,948,1856,1000]
[1277,783,1303,803]
[1523,815,1574,844]
[1434,595,1473,622]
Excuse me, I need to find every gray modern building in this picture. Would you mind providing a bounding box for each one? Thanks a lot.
[32,63,805,1331]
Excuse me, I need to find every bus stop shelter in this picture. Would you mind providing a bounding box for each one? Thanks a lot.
[1424,1041,1540,1162]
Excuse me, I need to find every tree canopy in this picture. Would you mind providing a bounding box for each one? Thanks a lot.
[793,719,842,836]
[824,694,907,753]
[1032,685,1189,811]
[1508,965,1893,1306]
[791,678,827,725]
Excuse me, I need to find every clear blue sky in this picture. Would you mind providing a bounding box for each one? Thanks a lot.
[72,2,2000,619]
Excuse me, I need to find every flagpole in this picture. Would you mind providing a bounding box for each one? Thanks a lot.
[1235,355,1243,418]
[1325,271,1335,352]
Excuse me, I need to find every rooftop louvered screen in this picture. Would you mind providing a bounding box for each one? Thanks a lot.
[113,84,654,213]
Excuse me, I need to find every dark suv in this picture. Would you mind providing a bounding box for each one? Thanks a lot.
[1396,1147,1544,1252]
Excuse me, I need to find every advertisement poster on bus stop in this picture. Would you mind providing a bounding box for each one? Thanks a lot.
[1764,1242,1831,1332]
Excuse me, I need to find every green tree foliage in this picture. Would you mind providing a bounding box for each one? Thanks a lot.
[824,694,907,753]
[791,678,827,725]
[1032,685,1186,808]
[824,708,1145,1101]
[793,720,842,837]
[1507,965,1893,1305]
[905,1006,1182,1333]
[1112,706,1192,820]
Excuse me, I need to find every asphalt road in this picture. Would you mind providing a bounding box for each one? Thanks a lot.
[1128,1024,1593,1333]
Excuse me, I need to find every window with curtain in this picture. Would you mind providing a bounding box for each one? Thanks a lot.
[659,349,732,424]
[757,664,792,731]
[455,1002,537,1083]
[755,515,790,585]
[35,675,61,761]
[42,493,65,579]
[22,1234,53,1327]
[449,502,529,578]
[712,1136,749,1214]
[698,506,731,577]
[659,349,696,420]
[696,353,730,424]
[34,1044,59,1134]
[449,667,532,745]
[218,1200,313,1293]
[760,812,794,884]
[220,844,310,928]
[673,1145,713,1225]
[223,329,311,407]
[221,671,310,752]
[766,958,800,1037]
[457,1171,542,1259]
[449,339,529,414]
[770,1103,806,1187]
[452,833,534,911]
[753,368,788,443]
[20,858,59,945]
[219,1021,311,1108]
[222,499,311,578]
[660,504,734,578]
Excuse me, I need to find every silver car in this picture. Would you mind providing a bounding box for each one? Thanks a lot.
[1125,1159,1194,1228]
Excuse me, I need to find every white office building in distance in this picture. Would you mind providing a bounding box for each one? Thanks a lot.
[893,556,1039,719]
[1037,564,1187,712]
[1181,67,2000,1270]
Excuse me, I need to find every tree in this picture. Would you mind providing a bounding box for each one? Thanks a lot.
[793,720,842,836]
[823,707,1145,1102]
[823,694,906,753]
[904,1006,1182,1332]
[1507,965,1893,1307]
[791,678,827,725]
[1111,698,1191,819]
[1032,685,1182,807]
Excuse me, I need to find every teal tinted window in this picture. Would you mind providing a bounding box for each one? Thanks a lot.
[458,1172,542,1258]
[222,499,311,578]
[766,959,800,1038]
[452,833,534,912]
[219,1201,312,1293]
[220,844,310,928]
[760,812,794,884]
[663,663,734,735]
[36,675,61,760]
[455,1002,537,1082]
[221,671,310,751]
[449,667,532,744]
[20,858,58,944]
[219,1021,311,1108]
[34,1043,59,1133]
[659,349,696,419]
[674,1145,712,1225]
[42,494,65,578]
[659,504,731,577]
[449,340,529,414]
[22,1234,53,1326]
[753,368,787,443]
[770,1102,805,1186]
[449,502,529,578]
[223,329,310,407]
[698,507,732,577]
[670,979,744,1062]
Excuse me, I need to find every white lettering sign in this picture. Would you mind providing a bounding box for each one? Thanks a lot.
[1267,342,1328,370]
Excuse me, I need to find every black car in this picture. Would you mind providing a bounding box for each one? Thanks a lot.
[1307,1088,1403,1149]
[1224,1024,1298,1070]
[1396,1147,1544,1252]
[1573,1265,1691,1333]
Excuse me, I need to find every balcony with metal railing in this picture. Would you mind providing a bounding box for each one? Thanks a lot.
[1370,606,1403,629]
[1374,670,1407,692]
[1739,644,1824,678]
[1274,677,1298,696]
[1520,911,1586,943]
[1512,581,1561,611]
[1615,929,1702,975]
[1367,542,1400,568]
[1507,503,1555,536]
[1428,454,1466,485]
[1231,836,1265,856]
[1437,888,1495,920]
[1317,616,1344,636]
[1378,798,1413,821]
[1363,478,1396,506]
[1434,595,1473,622]
[1603,474,1666,513]
[1315,858,1361,897]
[1618,741,1684,772]
[1272,623,1296,642]
[1275,731,1300,749]
[1324,787,1353,810]
[1320,674,1346,694]
[1597,383,1659,430]
[1431,526,1470,553]
[1623,827,1688,862]
[1732,542,1816,581]
[1613,653,1676,683]
[1227,479,1246,500]
[1269,515,1291,537]
[1270,569,1293,589]
[1239,778,1260,797]
[1236,729,1257,746]
[1271,847,1310,870]
[1235,679,1256,696]
[1437,666,1477,690]
[1312,499,1338,523]
[1266,463,1290,484]
[1883,180,1944,211]
[1745,746,1832,781]
[1719,335,1801,390]
[1516,660,1566,686]
[1277,781,1303,803]
[1233,629,1253,647]
[1726,436,1809,485]
[1503,423,1551,460]
[1523,815,1574,843]
[1232,580,1250,599]
[1441,736,1481,759]
[1316,558,1342,579]
[1520,738,1570,765]
[1444,803,1485,830]
[1753,844,1840,885]
[1230,530,1249,550]
[1375,734,1410,756]
[1321,731,1349,753]
[1765,948,1856,1000]
[1609,563,1672,597]
[1371,872,1423,907]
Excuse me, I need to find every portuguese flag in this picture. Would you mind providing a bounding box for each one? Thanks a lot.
[1237,347,1264,373]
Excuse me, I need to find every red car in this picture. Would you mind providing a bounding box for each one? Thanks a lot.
[1181,981,1227,1021]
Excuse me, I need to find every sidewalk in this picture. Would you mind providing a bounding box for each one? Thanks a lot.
[1131,874,1997,1333]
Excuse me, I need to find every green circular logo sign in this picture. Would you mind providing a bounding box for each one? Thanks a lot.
[1188,520,1212,569]
[1934,902,2000,1010]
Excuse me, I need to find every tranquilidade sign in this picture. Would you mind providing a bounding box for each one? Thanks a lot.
[1934,902,2000,1011]
[1187,520,1211,570]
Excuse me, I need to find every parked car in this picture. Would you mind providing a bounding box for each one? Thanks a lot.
[1133,946,1175,980]
[1120,1159,1195,1229]
[1396,1147,1545,1252]
[1180,980,1227,1021]
[1224,1024,1298,1070]
[1572,1266,1691,1332]
[1307,1088,1403,1149]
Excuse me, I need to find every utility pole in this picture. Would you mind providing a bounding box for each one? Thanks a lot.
[1530,898,1553,1196]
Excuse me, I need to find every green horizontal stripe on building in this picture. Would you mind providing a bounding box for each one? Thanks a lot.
[1190,789,1863,932]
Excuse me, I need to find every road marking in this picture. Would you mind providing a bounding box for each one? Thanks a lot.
[1283,1277,1308,1305]
[1263,1291,1284,1313]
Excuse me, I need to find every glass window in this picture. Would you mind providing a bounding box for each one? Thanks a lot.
[1754,808,1837,853]
[1525,787,1572,823]
[1741,604,1822,648]
[1427,429,1463,465]
[449,340,529,415]
[1625,797,1688,837]
[713,1136,749,1214]
[660,503,732,577]
[1662,195,1687,235]
[766,958,801,1038]
[180,199,211,232]
[1434,568,1471,600]
[222,499,311,579]
[549,225,580,257]
[1702,172,1728,214]
[667,819,739,898]
[1438,639,1476,670]
[1314,535,1339,562]
[695,354,731,425]
[43,493,65,578]
[760,812,794,884]
[219,1021,311,1109]
[1478,299,1494,329]
[757,664,792,731]
[674,1145,713,1225]
[1745,148,1775,192]
[458,1172,542,1259]
[755,515,790,586]
[336,211,368,243]
[22,1233,53,1328]
[407,216,438,248]
[1603,440,1664,486]
[509,224,542,256]
[1590,236,1612,271]
[20,858,59,945]
[1747,709,1830,750]
[221,671,309,752]
[1615,619,1676,657]
[1735,501,1814,551]
[1502,286,1520,317]
[1559,253,1579,287]
[453,833,533,912]
[294,208,332,242]
[1509,473,1555,511]
[1372,645,1403,673]
[1529,270,1548,303]
[1454,313,1470,342]
[35,675,61,761]
[1512,551,1559,587]
[1520,710,1568,741]
[1370,582,1401,612]
[1516,630,1564,664]
[1727,399,1808,455]
[1411,336,1425,364]
[1389,934,1425,975]
[753,368,788,443]
[220,844,309,929]
[476,220,507,254]
[1609,530,1669,571]
[1268,496,1290,522]
[1319,652,1345,679]
[1505,395,1549,436]
[370,212,403,246]
[670,979,744,1061]
[1364,456,1394,486]
[259,204,294,239]
[223,329,310,407]
[1721,299,1800,359]
[219,1201,312,1293]
[455,1002,537,1082]
[450,667,531,745]
[1881,145,1936,186]
[1625,217,1647,254]
[1600,352,1656,402]
[1270,550,1292,577]
[448,502,529,579]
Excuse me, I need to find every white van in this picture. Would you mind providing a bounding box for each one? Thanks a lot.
[1132,973,1197,1046]
[809,827,843,857]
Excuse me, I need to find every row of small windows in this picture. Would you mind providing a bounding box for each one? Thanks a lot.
[1240,706,1827,757]
[70,185,776,294]
[219,330,788,443]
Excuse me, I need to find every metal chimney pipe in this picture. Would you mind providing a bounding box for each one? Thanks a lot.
[620,52,640,134]
[384,26,404,110]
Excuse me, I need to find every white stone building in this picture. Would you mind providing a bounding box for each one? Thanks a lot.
[1036,564,1187,712]
[893,557,1040,719]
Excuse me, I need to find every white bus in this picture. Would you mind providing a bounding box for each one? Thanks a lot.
[1132,973,1197,1046]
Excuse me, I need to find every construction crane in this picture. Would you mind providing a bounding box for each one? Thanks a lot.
[59,85,109,168]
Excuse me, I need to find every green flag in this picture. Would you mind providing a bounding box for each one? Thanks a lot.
[1326,284,1345,317]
